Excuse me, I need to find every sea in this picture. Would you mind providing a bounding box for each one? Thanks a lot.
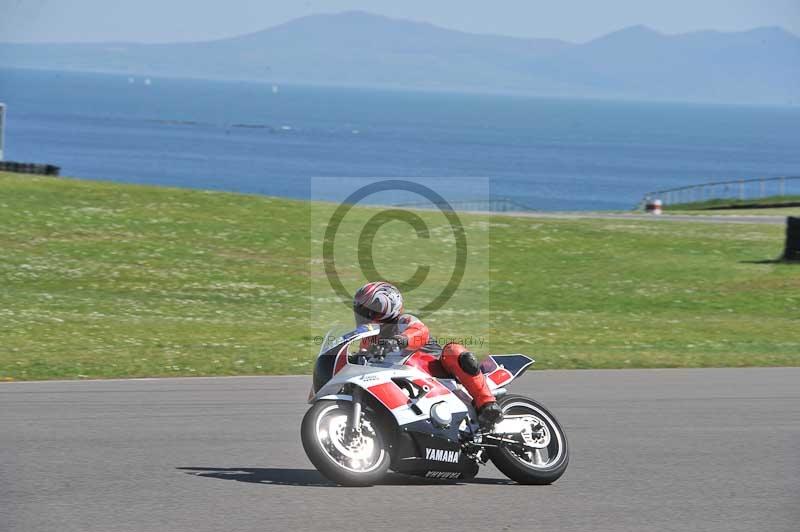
[1,67,799,211]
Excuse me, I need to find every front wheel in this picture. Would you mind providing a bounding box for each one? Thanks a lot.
[488,394,569,484]
[301,400,391,486]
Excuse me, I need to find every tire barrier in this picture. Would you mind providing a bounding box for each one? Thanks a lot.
[0,161,60,176]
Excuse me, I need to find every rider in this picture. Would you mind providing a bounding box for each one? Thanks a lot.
[353,281,503,429]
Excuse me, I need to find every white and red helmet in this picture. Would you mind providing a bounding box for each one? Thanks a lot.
[353,281,404,324]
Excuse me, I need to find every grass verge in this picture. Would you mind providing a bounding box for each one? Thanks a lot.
[1,172,798,380]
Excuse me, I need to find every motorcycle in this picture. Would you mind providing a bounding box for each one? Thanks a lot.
[301,323,569,486]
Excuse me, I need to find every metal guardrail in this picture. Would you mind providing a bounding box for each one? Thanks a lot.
[395,197,536,213]
[641,176,800,208]
[395,179,800,213]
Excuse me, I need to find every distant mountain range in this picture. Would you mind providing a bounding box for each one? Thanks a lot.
[1,11,798,104]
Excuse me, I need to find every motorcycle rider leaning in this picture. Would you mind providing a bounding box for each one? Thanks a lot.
[353,281,503,429]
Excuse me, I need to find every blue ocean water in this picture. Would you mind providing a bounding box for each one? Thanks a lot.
[1,68,799,210]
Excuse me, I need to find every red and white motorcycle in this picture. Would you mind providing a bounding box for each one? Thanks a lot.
[301,324,569,486]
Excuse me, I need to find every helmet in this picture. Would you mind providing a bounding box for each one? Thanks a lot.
[353,281,404,324]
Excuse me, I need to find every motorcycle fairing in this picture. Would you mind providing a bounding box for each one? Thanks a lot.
[312,362,470,428]
[390,422,479,480]
[312,324,380,394]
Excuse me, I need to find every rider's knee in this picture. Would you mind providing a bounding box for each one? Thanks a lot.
[457,351,480,376]
[442,343,480,375]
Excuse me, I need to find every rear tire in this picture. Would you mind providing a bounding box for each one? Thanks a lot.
[488,394,569,485]
[301,400,391,486]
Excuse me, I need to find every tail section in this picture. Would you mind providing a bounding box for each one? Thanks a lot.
[479,354,534,389]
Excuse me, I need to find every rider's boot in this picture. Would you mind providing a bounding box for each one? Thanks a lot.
[477,401,503,430]
[440,343,503,430]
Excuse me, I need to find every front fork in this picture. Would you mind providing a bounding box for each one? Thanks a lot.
[348,386,363,436]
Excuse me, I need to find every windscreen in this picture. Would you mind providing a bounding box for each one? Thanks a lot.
[316,323,380,357]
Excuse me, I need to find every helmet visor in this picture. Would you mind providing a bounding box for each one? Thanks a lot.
[353,303,373,325]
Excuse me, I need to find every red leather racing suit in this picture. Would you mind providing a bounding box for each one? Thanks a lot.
[359,314,496,409]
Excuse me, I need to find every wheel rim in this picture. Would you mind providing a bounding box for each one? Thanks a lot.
[315,404,385,473]
[501,401,564,469]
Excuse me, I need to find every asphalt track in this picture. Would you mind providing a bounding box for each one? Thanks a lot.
[2,368,798,532]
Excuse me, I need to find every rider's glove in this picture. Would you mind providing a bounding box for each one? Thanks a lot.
[392,335,409,349]
[377,337,399,352]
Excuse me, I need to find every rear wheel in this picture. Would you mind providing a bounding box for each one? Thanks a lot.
[488,394,569,484]
[301,400,390,486]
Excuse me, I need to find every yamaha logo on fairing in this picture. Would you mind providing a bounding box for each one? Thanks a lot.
[425,448,460,463]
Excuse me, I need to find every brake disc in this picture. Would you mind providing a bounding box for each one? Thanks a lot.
[520,417,551,449]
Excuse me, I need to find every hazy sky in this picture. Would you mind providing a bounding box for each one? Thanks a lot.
[1,0,798,43]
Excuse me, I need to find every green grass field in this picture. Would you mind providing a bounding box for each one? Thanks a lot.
[1,172,798,380]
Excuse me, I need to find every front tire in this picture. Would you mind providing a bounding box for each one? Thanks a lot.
[488,394,569,484]
[301,400,391,486]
